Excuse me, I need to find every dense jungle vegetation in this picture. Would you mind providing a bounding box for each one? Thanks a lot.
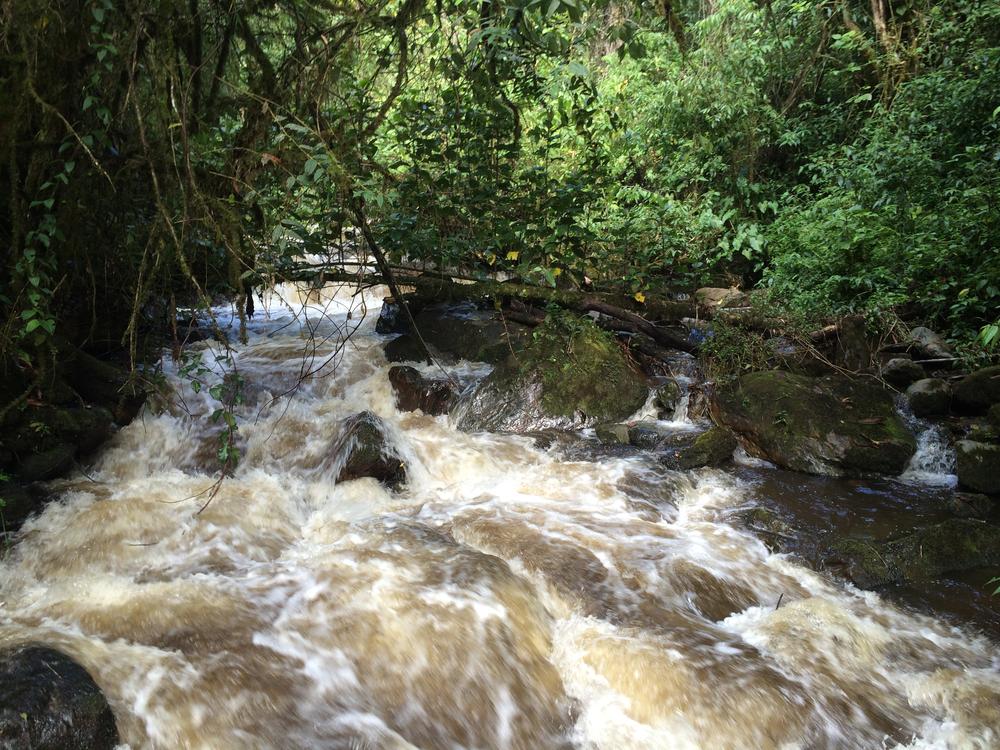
[2,0,999,398]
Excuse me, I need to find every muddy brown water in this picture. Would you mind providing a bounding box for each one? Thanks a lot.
[0,283,998,749]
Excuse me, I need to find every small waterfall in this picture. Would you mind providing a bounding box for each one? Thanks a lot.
[897,401,957,488]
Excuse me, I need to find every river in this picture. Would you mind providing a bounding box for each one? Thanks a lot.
[1,282,997,749]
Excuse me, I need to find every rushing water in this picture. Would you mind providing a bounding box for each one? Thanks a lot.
[1,283,998,750]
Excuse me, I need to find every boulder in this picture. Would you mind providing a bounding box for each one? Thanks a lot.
[949,492,994,520]
[387,366,457,416]
[711,371,916,476]
[654,379,681,416]
[673,427,737,470]
[905,378,951,418]
[455,313,648,433]
[988,403,1000,430]
[331,412,405,487]
[0,646,119,749]
[831,519,1000,588]
[628,421,673,449]
[956,440,1000,494]
[595,423,630,445]
[694,287,745,308]
[17,445,76,483]
[906,326,953,361]
[375,298,405,334]
[953,366,1000,414]
[383,302,532,365]
[882,358,924,389]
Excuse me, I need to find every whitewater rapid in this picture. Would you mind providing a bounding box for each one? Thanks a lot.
[0,281,997,749]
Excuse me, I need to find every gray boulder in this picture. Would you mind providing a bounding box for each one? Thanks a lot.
[905,378,951,417]
[954,366,1000,414]
[882,358,924,389]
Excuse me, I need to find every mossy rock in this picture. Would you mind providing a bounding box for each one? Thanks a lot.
[674,427,738,469]
[956,440,1000,495]
[953,365,1000,414]
[711,371,915,476]
[832,519,1000,588]
[455,313,648,432]
[595,423,630,445]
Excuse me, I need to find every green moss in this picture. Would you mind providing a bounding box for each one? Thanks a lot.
[712,371,915,476]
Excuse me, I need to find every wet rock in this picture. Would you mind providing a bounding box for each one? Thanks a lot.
[673,427,737,470]
[949,492,994,520]
[375,298,405,334]
[0,482,41,530]
[906,326,953,361]
[654,379,681,415]
[387,366,457,416]
[4,406,114,458]
[711,371,916,477]
[383,302,532,365]
[332,412,405,487]
[906,378,951,418]
[17,445,76,483]
[740,507,796,553]
[882,358,924,389]
[967,420,999,444]
[628,422,672,449]
[831,519,1000,588]
[455,313,648,433]
[595,423,630,445]
[0,646,119,749]
[956,440,1000,495]
[954,366,1000,414]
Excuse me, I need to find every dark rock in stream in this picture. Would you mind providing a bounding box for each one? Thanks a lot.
[0,647,119,750]
[388,366,458,416]
[711,371,916,477]
[956,440,1000,495]
[906,326,954,362]
[882,358,925,389]
[383,302,532,365]
[455,314,648,433]
[671,427,738,470]
[954,365,1000,414]
[831,519,1000,589]
[332,411,406,488]
[905,378,952,418]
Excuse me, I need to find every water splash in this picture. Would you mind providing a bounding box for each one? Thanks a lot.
[0,282,996,749]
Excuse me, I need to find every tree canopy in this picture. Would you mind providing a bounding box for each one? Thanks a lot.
[2,0,999,384]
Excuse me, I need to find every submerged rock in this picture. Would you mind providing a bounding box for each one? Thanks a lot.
[831,519,1000,588]
[953,366,1000,414]
[387,366,457,416]
[332,412,405,487]
[0,646,118,749]
[455,313,648,433]
[595,423,630,445]
[906,378,951,418]
[956,440,1000,495]
[882,358,924,389]
[711,371,915,476]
